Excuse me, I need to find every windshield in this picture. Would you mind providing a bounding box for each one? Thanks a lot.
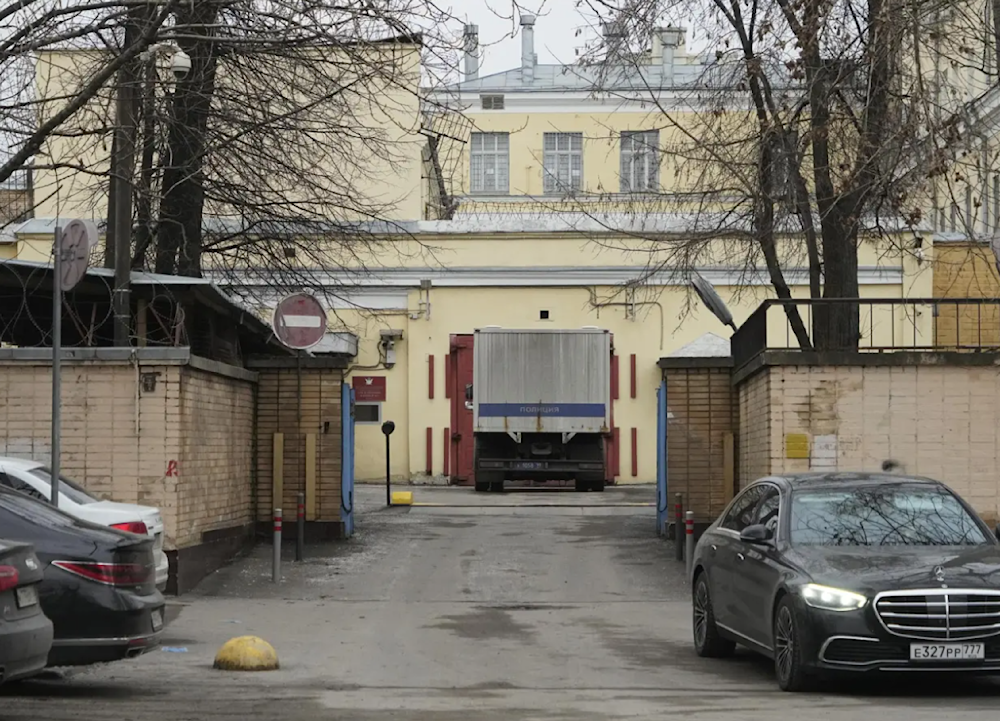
[27,467,100,506]
[789,485,989,547]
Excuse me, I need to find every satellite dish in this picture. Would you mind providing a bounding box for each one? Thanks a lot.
[691,273,736,330]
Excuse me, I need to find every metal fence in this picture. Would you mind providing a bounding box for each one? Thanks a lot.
[731,298,1000,370]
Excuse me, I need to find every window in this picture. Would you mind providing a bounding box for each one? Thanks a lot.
[764,130,796,201]
[539,310,550,320]
[620,130,659,193]
[721,485,767,533]
[27,467,99,505]
[754,486,781,536]
[543,132,583,194]
[470,132,509,194]
[480,95,504,110]
[355,403,381,424]
[0,473,48,503]
[993,175,999,231]
[788,485,989,546]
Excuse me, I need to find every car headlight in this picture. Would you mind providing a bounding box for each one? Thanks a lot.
[800,584,867,611]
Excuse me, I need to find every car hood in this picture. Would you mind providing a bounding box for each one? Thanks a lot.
[786,544,1000,594]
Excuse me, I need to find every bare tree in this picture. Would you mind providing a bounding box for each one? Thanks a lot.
[573,0,995,350]
[4,0,468,291]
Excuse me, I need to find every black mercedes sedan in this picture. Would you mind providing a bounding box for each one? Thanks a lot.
[0,486,165,666]
[691,472,1000,691]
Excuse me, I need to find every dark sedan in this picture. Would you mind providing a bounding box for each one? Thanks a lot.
[0,539,53,682]
[0,487,165,666]
[691,472,1000,691]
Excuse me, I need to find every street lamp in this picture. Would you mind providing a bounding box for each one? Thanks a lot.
[110,40,189,346]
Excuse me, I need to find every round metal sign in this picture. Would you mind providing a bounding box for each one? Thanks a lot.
[58,219,98,291]
[272,293,327,350]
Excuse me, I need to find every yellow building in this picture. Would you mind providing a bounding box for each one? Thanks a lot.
[5,17,939,484]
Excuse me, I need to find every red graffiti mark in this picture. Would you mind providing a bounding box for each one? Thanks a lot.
[166,460,178,477]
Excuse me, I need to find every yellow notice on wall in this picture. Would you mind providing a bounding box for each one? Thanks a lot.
[785,433,810,459]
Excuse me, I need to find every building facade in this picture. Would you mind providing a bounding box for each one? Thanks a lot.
[5,17,946,486]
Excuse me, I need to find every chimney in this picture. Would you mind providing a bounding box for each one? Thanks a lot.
[463,24,479,81]
[658,26,684,85]
[520,14,536,85]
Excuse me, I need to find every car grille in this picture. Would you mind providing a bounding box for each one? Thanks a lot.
[822,637,1000,665]
[823,639,907,664]
[875,590,1000,640]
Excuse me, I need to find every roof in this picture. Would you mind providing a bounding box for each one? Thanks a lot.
[765,472,940,488]
[667,332,730,357]
[0,258,292,360]
[0,457,43,470]
[444,53,784,94]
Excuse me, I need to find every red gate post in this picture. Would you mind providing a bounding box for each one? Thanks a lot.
[674,493,684,561]
[685,511,695,580]
[272,508,282,583]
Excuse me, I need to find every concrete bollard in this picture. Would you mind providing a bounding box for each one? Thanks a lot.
[685,511,695,580]
[272,508,282,583]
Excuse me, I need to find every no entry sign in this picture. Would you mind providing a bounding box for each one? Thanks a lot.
[273,293,326,350]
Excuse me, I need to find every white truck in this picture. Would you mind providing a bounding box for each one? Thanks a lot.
[470,327,612,492]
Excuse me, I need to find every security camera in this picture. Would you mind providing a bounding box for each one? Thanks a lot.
[171,50,192,80]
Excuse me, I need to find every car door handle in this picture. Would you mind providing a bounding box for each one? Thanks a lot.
[736,552,745,562]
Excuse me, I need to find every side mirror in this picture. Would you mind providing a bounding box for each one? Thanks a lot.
[465,384,473,401]
[740,523,773,545]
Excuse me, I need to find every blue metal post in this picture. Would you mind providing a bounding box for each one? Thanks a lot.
[341,384,355,537]
[656,380,668,535]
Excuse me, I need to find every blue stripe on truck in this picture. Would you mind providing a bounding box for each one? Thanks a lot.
[478,403,607,418]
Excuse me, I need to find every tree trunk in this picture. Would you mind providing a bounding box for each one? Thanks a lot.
[154,2,219,277]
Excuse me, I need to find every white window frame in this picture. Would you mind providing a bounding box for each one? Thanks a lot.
[469,132,509,194]
[354,402,382,425]
[543,132,583,194]
[620,130,660,193]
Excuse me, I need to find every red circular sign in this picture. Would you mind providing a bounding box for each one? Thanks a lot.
[273,293,326,350]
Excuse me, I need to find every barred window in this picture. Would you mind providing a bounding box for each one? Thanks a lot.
[469,132,509,194]
[543,132,583,194]
[620,130,659,193]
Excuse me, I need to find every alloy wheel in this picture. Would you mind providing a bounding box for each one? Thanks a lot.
[693,580,710,649]
[774,605,795,683]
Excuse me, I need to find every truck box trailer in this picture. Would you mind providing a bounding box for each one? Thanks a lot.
[470,327,611,492]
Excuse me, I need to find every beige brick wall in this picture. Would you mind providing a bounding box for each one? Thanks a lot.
[738,363,1000,524]
[738,369,771,488]
[256,368,343,522]
[0,360,183,544]
[0,358,259,550]
[176,367,255,548]
[666,367,737,522]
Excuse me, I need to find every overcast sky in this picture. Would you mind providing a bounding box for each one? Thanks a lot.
[455,1,611,77]
[453,1,705,78]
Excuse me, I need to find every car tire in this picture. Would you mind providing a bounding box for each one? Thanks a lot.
[474,482,490,492]
[692,573,735,658]
[773,597,813,692]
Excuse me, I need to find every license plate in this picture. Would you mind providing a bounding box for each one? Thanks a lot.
[151,608,164,632]
[910,642,984,661]
[15,585,38,608]
[513,461,543,470]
